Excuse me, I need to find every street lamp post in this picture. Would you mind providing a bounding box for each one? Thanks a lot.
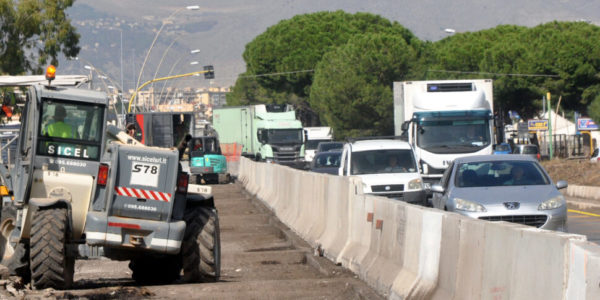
[128,68,214,113]
[84,65,93,89]
[133,5,200,112]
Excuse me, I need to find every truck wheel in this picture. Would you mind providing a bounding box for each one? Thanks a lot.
[0,205,30,282]
[182,207,220,282]
[129,255,181,284]
[30,207,74,290]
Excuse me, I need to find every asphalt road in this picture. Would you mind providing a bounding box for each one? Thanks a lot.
[1,182,383,299]
[566,196,600,244]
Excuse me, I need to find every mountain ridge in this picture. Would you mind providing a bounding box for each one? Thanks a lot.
[59,0,600,90]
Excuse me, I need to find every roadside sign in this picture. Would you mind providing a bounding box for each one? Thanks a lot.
[528,119,548,131]
[577,118,599,131]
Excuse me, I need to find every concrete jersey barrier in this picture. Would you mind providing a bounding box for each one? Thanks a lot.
[238,157,600,299]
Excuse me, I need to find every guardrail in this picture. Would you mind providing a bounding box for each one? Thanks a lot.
[237,157,600,299]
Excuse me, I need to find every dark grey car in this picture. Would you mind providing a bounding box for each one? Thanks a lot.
[316,141,344,154]
[310,150,341,175]
[513,144,540,160]
[431,155,567,231]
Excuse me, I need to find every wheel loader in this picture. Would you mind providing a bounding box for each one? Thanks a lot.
[0,67,220,289]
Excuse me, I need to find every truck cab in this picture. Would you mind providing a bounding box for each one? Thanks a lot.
[339,139,427,205]
[394,80,494,191]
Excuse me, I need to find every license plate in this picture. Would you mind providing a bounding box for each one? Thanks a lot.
[130,162,160,187]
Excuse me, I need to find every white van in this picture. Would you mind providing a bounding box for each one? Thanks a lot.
[339,138,427,205]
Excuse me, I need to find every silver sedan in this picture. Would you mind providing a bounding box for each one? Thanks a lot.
[431,155,567,231]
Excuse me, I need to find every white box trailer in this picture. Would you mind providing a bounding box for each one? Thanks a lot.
[303,126,333,163]
[394,79,494,190]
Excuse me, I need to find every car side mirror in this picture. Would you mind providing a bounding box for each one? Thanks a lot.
[555,180,568,190]
[431,184,445,194]
[401,121,410,132]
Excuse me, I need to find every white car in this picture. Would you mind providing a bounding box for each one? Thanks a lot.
[338,138,426,205]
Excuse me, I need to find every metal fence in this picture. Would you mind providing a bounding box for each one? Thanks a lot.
[537,133,588,159]
[0,123,20,165]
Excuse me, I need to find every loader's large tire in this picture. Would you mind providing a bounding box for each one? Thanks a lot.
[182,207,220,282]
[129,255,181,284]
[29,208,74,290]
[0,205,30,281]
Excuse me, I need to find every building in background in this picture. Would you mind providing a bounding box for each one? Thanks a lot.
[126,86,229,117]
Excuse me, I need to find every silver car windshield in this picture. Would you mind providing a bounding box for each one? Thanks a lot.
[351,149,417,175]
[455,160,550,187]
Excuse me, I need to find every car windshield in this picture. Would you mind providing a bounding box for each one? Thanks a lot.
[313,152,341,168]
[37,99,104,160]
[306,139,329,150]
[521,146,539,154]
[351,149,417,175]
[455,160,550,187]
[318,142,343,152]
[495,144,510,152]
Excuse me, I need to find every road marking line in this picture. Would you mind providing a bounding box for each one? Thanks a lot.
[568,209,600,218]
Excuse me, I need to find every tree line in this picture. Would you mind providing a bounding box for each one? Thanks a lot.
[227,11,600,139]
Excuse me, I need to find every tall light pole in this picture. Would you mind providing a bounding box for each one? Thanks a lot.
[84,65,93,89]
[158,49,200,104]
[133,5,200,112]
[120,29,124,96]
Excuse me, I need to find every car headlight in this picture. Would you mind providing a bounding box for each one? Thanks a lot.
[538,195,565,210]
[408,178,423,190]
[454,197,486,212]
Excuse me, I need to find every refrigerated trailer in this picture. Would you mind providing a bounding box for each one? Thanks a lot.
[394,79,494,190]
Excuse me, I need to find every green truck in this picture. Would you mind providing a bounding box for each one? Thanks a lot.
[212,104,305,166]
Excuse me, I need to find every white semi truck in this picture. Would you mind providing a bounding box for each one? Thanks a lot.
[394,79,494,191]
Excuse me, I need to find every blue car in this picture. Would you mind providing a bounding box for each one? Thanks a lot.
[493,143,511,154]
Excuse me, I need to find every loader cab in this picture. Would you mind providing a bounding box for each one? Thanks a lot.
[11,85,108,211]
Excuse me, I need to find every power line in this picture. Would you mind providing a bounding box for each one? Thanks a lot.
[427,70,560,78]
[237,69,315,79]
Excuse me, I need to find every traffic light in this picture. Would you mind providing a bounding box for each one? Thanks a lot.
[203,65,214,79]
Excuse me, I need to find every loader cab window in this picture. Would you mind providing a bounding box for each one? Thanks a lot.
[37,100,105,160]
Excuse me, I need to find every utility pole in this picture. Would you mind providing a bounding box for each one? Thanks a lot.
[547,92,553,159]
[120,29,124,98]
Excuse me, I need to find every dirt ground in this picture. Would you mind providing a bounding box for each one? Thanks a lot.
[541,159,600,186]
[0,183,383,299]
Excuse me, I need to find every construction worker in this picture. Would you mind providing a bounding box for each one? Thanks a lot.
[44,105,74,138]
[126,123,136,137]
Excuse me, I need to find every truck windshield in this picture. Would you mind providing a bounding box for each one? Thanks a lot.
[351,149,417,175]
[264,129,303,144]
[37,99,104,160]
[417,118,491,154]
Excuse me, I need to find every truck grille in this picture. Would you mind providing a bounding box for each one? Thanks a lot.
[209,158,221,165]
[479,215,548,228]
[272,145,300,163]
[371,185,404,192]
